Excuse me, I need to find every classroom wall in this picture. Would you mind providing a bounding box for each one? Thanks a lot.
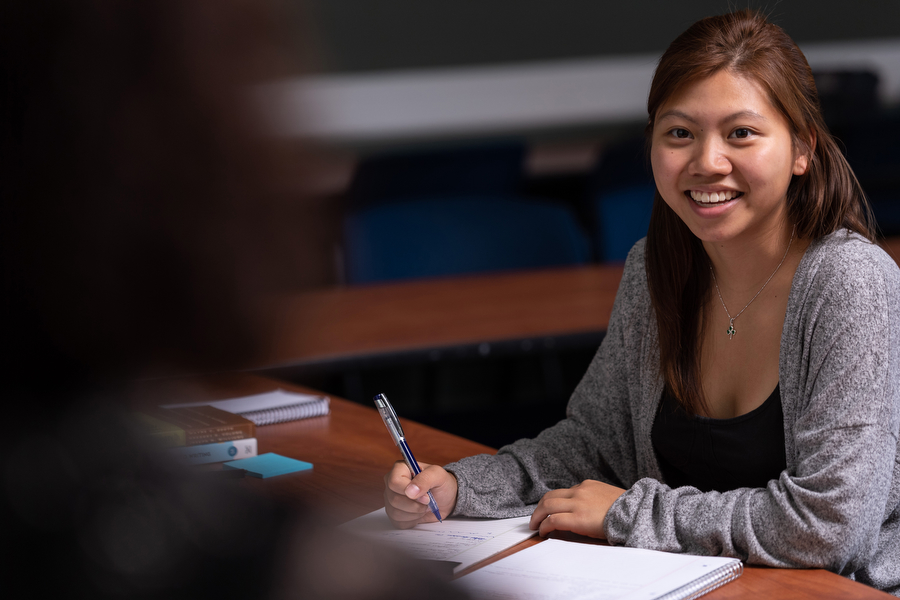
[302,0,900,73]
[270,1,900,149]
[273,0,900,283]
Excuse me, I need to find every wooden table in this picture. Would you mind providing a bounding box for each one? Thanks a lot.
[254,237,900,378]
[167,372,494,523]
[254,264,623,376]
[184,373,892,599]
[881,236,900,266]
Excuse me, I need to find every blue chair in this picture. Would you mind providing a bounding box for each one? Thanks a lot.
[347,142,526,209]
[587,136,656,262]
[839,116,900,236]
[342,194,591,284]
[591,183,657,262]
[813,70,880,134]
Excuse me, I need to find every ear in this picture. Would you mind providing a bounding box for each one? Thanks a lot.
[793,129,817,176]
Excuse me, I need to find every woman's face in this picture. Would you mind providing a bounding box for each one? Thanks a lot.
[650,70,809,246]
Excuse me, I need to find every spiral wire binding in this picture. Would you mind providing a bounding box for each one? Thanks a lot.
[240,397,330,426]
[655,561,743,600]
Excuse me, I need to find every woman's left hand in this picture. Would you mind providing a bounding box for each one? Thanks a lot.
[529,480,627,539]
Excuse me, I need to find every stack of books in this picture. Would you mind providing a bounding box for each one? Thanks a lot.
[135,405,259,465]
[136,389,330,465]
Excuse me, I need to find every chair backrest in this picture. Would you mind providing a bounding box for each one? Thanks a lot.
[591,183,656,262]
[342,194,591,284]
[813,69,880,133]
[587,136,656,262]
[838,115,900,236]
[347,142,526,208]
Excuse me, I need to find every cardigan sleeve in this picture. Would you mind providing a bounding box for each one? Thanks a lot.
[445,241,653,518]
[604,236,900,577]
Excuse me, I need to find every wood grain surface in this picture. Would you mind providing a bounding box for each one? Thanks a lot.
[255,264,623,369]
[254,236,900,372]
[166,373,894,599]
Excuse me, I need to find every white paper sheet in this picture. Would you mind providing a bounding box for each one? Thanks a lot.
[453,539,742,600]
[341,508,538,573]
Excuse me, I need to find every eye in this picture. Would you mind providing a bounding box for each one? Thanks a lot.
[730,127,753,139]
[669,128,691,139]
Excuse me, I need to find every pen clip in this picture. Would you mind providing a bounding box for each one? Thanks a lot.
[374,393,405,440]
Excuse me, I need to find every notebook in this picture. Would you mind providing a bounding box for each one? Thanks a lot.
[162,389,330,426]
[454,538,743,600]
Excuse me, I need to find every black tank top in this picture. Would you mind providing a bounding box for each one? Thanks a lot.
[650,385,787,493]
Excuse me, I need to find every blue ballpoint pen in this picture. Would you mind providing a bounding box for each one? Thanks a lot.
[374,393,443,523]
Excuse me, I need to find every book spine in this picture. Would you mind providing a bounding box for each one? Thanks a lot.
[149,428,186,447]
[182,422,255,446]
[166,438,258,465]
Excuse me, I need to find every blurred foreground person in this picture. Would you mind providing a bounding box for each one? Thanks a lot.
[0,1,465,598]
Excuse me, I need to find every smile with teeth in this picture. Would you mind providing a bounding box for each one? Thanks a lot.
[689,190,743,204]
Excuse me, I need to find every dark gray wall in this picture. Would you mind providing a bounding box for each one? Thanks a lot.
[302,0,900,73]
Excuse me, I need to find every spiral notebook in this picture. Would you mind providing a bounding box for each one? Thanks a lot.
[454,539,742,600]
[162,389,330,426]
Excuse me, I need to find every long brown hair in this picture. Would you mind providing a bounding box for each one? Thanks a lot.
[645,9,875,414]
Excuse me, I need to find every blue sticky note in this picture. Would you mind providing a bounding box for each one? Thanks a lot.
[223,452,313,478]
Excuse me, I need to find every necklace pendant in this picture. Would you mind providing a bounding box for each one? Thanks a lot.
[726,320,736,340]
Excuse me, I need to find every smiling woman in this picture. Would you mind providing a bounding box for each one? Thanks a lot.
[651,71,807,247]
[643,11,874,418]
[649,69,812,418]
[381,9,900,596]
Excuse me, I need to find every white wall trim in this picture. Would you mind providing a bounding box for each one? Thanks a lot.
[258,38,900,144]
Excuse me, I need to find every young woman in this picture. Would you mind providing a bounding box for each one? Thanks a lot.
[383,10,900,594]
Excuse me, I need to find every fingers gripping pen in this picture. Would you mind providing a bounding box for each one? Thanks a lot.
[374,393,443,523]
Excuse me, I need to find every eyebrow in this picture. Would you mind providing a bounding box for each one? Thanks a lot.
[655,109,768,124]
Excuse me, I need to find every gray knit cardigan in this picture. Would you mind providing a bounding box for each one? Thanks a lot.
[445,230,900,594]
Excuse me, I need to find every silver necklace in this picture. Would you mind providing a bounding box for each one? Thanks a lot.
[710,225,795,340]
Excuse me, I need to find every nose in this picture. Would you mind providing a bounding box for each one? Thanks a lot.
[688,136,731,177]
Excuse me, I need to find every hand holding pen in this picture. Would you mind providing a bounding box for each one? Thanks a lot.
[376,393,458,527]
